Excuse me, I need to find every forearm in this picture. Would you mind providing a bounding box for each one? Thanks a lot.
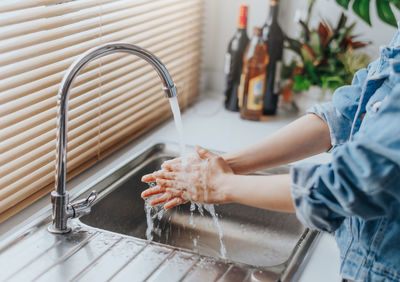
[222,174,295,213]
[223,113,332,174]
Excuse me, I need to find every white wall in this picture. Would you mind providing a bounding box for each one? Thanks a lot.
[202,0,399,92]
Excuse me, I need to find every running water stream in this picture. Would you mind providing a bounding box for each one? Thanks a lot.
[168,97,186,163]
[144,96,227,259]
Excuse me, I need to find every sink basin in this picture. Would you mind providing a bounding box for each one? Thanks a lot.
[79,143,318,278]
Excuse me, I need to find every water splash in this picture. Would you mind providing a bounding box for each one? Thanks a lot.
[195,203,205,216]
[145,200,154,241]
[189,202,196,227]
[144,184,166,241]
[199,158,226,259]
[145,202,166,241]
[204,204,227,259]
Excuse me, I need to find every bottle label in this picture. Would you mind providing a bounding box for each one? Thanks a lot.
[238,73,246,108]
[247,74,265,111]
[273,60,282,94]
[224,53,231,75]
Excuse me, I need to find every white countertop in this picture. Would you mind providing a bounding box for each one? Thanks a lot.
[0,92,342,282]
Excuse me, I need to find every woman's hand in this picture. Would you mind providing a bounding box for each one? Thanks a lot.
[141,146,234,209]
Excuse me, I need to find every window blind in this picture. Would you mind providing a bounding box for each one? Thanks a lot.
[0,0,203,222]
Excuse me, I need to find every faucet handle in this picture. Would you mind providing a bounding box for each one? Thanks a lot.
[69,191,97,218]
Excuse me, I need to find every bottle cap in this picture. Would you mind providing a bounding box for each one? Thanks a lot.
[238,5,248,29]
[270,0,279,6]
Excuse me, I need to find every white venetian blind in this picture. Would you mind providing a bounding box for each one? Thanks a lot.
[0,0,203,222]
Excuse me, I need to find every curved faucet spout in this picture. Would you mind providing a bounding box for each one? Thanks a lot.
[49,42,178,234]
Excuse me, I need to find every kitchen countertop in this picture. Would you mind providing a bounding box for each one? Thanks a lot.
[0,92,341,281]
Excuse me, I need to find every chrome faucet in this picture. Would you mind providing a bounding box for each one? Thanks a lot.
[48,42,178,234]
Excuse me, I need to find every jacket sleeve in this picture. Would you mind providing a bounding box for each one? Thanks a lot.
[307,68,368,150]
[291,85,400,232]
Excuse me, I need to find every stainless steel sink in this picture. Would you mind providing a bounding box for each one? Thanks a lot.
[79,143,318,280]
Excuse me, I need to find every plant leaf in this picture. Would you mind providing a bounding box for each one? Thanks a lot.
[376,0,397,27]
[352,0,371,26]
[391,0,400,9]
[321,75,345,90]
[352,40,371,49]
[292,75,311,91]
[336,13,347,31]
[299,20,310,42]
[345,22,357,36]
[284,35,302,55]
[336,0,351,9]
[305,62,319,83]
[310,31,322,57]
[300,44,316,63]
[318,22,332,46]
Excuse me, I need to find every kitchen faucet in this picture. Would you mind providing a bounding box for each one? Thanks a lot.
[48,42,178,234]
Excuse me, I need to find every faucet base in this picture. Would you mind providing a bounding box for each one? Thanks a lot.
[47,224,72,234]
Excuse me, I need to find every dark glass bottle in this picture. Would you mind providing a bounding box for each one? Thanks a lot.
[223,5,250,111]
[261,0,284,115]
[239,27,269,121]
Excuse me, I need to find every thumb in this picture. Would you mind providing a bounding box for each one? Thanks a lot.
[196,145,216,160]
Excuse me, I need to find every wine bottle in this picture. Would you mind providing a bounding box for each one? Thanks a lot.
[261,0,284,115]
[239,27,269,121]
[223,5,249,111]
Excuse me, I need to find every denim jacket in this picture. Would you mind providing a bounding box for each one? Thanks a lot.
[290,27,400,281]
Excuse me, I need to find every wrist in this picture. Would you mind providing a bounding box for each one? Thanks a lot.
[221,153,234,170]
[217,173,237,203]
[222,153,247,175]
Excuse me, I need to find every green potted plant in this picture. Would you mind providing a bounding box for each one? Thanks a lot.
[281,1,371,112]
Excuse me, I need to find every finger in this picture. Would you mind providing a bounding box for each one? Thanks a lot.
[165,188,184,198]
[156,178,181,188]
[164,187,193,202]
[141,173,156,182]
[165,188,190,200]
[156,171,178,180]
[164,197,186,210]
[161,158,182,171]
[141,185,165,198]
[196,145,217,160]
[162,162,183,172]
[149,192,173,206]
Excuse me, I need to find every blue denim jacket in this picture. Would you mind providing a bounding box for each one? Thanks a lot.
[291,27,400,281]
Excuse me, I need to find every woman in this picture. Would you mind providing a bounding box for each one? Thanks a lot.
[142,28,400,281]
